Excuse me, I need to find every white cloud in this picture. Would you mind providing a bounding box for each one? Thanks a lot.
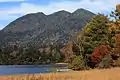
[0,0,26,2]
[0,0,120,29]
[0,0,119,15]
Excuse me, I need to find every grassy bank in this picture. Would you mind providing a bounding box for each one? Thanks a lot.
[0,67,120,80]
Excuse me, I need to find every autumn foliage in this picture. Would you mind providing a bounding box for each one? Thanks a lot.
[60,41,74,62]
[116,4,120,12]
[113,34,120,56]
[68,4,120,70]
[91,44,111,64]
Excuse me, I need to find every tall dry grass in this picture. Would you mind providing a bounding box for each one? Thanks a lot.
[0,67,120,80]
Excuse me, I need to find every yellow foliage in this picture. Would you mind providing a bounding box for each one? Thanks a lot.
[86,27,91,33]
[116,4,120,12]
[108,20,120,32]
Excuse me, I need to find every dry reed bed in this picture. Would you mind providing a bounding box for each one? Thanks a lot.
[0,68,120,80]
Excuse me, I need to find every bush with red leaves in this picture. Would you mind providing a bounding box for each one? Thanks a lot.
[91,44,111,64]
[114,34,120,57]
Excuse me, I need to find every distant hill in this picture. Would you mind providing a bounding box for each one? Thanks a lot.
[0,9,95,47]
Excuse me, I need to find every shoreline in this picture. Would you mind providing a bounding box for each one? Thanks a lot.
[0,63,68,68]
[0,67,120,80]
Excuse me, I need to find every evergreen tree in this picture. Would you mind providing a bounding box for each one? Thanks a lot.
[82,14,110,54]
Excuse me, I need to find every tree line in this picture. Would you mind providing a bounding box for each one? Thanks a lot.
[0,44,64,65]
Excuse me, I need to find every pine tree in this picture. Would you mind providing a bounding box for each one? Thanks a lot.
[83,14,110,54]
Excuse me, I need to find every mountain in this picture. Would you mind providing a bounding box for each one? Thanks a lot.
[0,9,95,47]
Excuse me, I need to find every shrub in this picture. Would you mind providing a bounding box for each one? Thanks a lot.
[98,54,113,68]
[114,57,120,67]
[68,55,85,70]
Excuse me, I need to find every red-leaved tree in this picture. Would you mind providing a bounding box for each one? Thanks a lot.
[91,44,111,64]
[112,34,120,58]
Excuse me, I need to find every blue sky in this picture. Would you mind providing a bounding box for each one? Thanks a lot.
[0,0,120,30]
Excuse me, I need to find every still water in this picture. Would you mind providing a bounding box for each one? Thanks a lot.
[0,64,68,75]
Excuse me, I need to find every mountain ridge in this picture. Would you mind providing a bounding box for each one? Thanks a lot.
[0,8,95,47]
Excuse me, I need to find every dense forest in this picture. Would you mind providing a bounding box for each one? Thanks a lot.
[0,4,120,71]
[0,44,65,65]
[68,4,120,70]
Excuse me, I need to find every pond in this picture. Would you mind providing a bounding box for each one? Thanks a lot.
[0,64,69,75]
